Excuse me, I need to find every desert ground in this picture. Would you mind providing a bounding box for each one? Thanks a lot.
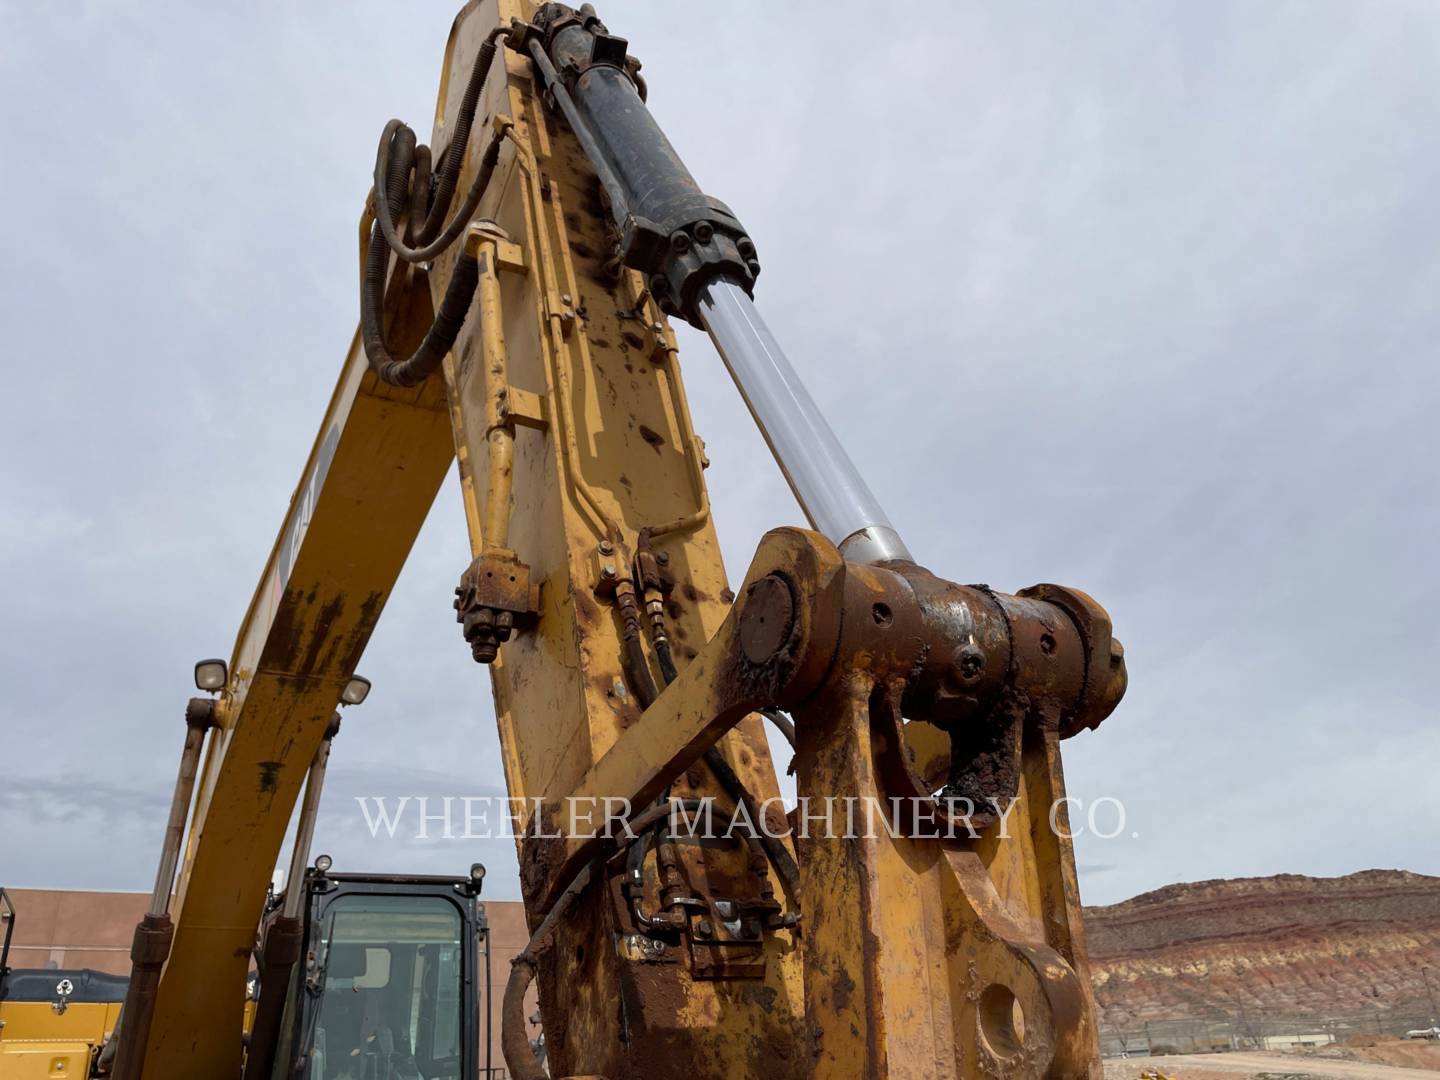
[1105,1038,1440,1079]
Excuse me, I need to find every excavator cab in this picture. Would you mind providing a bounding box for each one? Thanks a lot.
[264,868,490,1080]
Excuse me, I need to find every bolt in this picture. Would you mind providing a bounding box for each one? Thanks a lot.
[737,238,756,259]
[696,918,713,938]
[693,221,714,243]
[651,321,664,334]
[656,551,669,566]
[601,564,617,581]
[561,293,573,305]
[670,230,691,253]
[955,643,985,682]
[1040,632,1057,656]
[598,539,615,556]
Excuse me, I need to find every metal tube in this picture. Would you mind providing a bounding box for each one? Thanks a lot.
[477,234,515,549]
[697,280,912,564]
[281,729,335,920]
[149,719,208,916]
[526,39,630,220]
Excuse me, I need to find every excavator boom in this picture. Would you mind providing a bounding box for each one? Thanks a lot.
[99,3,1129,1077]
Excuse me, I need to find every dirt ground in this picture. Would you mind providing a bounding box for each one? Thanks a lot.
[1103,1056,1253,1080]
[1347,1039,1440,1070]
[1104,1042,1440,1079]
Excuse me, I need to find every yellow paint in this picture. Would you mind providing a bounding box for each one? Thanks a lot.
[0,1001,119,1079]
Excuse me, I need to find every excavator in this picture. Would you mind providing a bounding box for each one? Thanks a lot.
[0,2,1128,1077]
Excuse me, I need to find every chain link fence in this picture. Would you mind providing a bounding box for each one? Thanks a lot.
[1101,1008,1440,1058]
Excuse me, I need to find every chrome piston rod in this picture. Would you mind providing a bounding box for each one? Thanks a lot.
[697,280,912,564]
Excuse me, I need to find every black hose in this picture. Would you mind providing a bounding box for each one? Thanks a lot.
[648,614,803,905]
[362,227,480,388]
[373,121,506,266]
[415,33,503,245]
[762,708,796,750]
[359,28,507,386]
[405,143,432,246]
[616,585,661,710]
[653,636,680,685]
[700,744,802,903]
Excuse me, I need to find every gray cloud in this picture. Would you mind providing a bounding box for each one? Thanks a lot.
[1,1,1436,909]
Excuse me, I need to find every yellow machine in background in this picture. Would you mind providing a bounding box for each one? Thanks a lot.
[0,891,124,1079]
[3,2,1128,1077]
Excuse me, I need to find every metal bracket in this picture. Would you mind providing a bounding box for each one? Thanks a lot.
[455,548,542,664]
[497,385,548,431]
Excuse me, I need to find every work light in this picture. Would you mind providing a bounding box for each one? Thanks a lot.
[194,658,228,693]
[340,675,371,706]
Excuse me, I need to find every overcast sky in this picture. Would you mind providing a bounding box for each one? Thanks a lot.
[2,1,1437,909]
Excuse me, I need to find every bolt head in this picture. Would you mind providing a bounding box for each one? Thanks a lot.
[954,643,986,682]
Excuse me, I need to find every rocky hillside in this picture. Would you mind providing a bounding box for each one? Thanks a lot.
[1084,870,1440,1027]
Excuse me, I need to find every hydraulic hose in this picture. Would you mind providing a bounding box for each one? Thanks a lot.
[359,28,507,386]
[647,610,802,904]
[415,31,505,245]
[361,221,480,388]
[372,119,506,266]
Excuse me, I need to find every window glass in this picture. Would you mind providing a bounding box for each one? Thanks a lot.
[306,894,463,1080]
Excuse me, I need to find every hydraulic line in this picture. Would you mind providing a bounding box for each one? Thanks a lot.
[361,221,479,387]
[504,801,708,1080]
[372,118,506,266]
[414,30,507,246]
[360,28,507,386]
[762,708,796,750]
[643,596,802,904]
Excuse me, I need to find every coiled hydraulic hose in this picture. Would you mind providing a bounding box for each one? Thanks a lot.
[360,27,507,387]
[415,30,504,245]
